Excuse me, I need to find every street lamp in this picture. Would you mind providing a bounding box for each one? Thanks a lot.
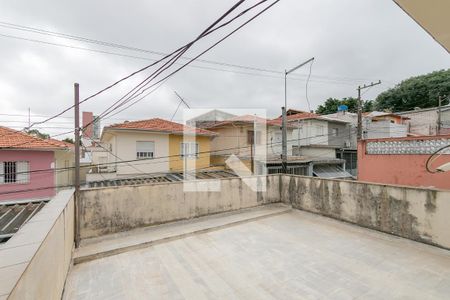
[284,57,315,110]
[281,57,314,173]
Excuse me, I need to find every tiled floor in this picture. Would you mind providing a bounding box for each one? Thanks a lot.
[64,210,450,299]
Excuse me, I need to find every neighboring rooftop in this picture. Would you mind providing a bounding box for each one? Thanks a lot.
[105,118,217,136]
[273,111,349,124]
[396,105,450,115]
[87,170,238,188]
[205,114,297,128]
[0,199,47,243]
[0,126,72,150]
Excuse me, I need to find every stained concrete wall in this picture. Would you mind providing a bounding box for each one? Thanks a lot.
[79,175,281,239]
[0,189,75,300]
[281,175,450,249]
[78,173,450,249]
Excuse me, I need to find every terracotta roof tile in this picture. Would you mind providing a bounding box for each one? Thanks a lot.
[107,118,217,136]
[0,126,71,150]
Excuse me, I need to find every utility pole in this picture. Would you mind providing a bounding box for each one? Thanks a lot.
[283,57,314,173]
[250,132,254,173]
[357,80,381,140]
[281,106,287,173]
[437,95,442,135]
[284,57,315,110]
[74,83,81,248]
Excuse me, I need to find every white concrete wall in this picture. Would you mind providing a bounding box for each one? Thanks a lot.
[54,150,74,188]
[292,119,329,146]
[365,120,408,139]
[0,190,75,300]
[267,126,293,156]
[79,175,281,239]
[298,147,336,159]
[281,175,450,250]
[399,109,438,135]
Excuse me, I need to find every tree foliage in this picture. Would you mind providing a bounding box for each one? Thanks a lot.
[315,97,373,115]
[62,138,74,144]
[26,129,50,139]
[375,69,450,112]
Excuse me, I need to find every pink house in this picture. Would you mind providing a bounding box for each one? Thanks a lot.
[358,135,450,190]
[0,126,74,201]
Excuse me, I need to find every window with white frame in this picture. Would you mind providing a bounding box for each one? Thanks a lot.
[331,128,339,137]
[0,161,30,184]
[180,142,199,158]
[316,125,324,136]
[136,141,155,159]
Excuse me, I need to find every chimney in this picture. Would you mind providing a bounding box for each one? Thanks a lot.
[82,112,94,138]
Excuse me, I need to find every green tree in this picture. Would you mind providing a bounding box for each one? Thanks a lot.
[375,69,450,112]
[26,129,50,139]
[62,138,74,144]
[316,97,373,115]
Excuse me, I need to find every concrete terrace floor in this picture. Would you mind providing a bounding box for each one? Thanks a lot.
[63,209,450,299]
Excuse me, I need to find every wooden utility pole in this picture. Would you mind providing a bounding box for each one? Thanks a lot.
[357,80,381,140]
[437,95,442,135]
[250,133,254,173]
[281,106,287,173]
[74,83,81,248]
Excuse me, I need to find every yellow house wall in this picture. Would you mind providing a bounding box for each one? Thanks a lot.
[169,135,211,171]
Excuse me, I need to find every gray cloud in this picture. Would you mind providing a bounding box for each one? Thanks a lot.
[0,0,449,137]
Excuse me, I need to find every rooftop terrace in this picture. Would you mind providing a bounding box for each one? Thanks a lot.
[1,175,450,299]
[65,205,450,299]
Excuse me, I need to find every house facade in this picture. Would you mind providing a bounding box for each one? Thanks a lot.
[204,115,293,172]
[273,111,353,177]
[0,126,74,201]
[396,105,450,136]
[87,118,216,182]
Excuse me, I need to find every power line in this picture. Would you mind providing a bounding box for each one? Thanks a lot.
[0,0,256,141]
[21,0,248,132]
[0,132,353,196]
[100,0,274,120]
[83,0,280,130]
[0,20,381,84]
[5,130,356,177]
[82,0,262,127]
[305,59,314,112]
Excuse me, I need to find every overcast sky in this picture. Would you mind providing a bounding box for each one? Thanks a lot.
[0,0,449,137]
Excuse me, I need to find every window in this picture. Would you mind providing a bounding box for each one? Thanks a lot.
[274,132,282,143]
[331,128,339,137]
[316,125,324,136]
[136,141,154,159]
[0,161,30,184]
[180,142,199,158]
[247,130,262,144]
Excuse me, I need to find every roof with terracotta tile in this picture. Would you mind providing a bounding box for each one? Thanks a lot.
[0,126,72,150]
[105,118,217,136]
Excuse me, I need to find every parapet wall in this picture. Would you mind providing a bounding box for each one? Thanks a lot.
[281,175,450,249]
[78,173,450,249]
[0,189,75,300]
[79,175,281,239]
